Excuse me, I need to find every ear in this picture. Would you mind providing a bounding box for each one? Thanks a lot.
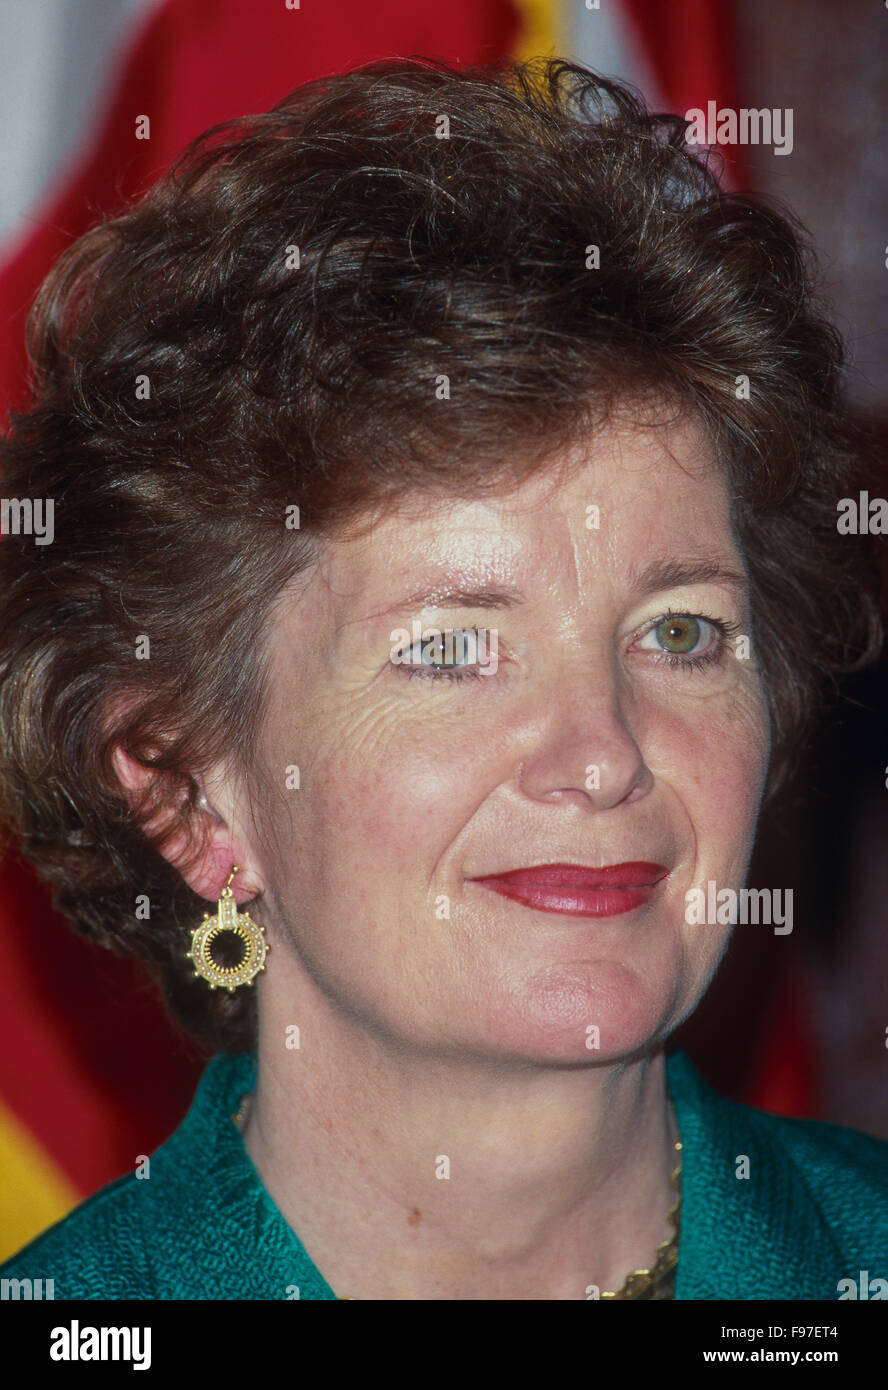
[110,744,264,905]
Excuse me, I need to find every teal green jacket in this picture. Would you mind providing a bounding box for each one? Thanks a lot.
[2,1050,887,1300]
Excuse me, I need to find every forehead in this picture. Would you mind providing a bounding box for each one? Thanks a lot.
[311,409,740,611]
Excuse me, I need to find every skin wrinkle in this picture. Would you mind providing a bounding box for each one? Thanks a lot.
[177,408,770,1300]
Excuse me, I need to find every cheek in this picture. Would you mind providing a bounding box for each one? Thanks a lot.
[649,681,770,821]
[311,713,495,865]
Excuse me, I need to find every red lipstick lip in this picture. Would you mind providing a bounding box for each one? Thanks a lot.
[471,862,669,889]
[468,862,669,919]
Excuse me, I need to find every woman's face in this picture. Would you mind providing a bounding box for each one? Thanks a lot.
[233,407,771,1065]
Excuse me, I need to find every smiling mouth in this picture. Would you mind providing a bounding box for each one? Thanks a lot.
[468,862,669,919]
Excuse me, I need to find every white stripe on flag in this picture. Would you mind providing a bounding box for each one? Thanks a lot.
[0,0,161,254]
[567,0,666,111]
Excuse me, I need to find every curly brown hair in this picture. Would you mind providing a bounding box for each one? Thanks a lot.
[0,56,881,1054]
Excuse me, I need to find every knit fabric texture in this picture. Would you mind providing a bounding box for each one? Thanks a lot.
[2,1050,887,1300]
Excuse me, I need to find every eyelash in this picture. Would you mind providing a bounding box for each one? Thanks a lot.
[404,665,480,683]
[397,611,741,682]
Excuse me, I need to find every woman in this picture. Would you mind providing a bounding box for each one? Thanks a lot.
[0,56,885,1301]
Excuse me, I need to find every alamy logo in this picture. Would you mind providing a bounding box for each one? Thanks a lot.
[0,496,54,545]
[50,1320,151,1370]
[837,1271,888,1299]
[389,622,499,675]
[836,492,888,534]
[684,103,793,156]
[685,882,793,934]
[1,1276,54,1299]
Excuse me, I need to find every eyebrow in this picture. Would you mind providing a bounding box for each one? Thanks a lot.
[628,558,749,598]
[360,585,525,624]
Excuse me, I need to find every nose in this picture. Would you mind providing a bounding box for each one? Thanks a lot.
[514,659,652,811]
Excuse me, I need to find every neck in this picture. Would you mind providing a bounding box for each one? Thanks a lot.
[240,987,679,1300]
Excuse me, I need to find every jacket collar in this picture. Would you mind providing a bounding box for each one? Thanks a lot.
[666,1051,842,1298]
[147,1050,338,1299]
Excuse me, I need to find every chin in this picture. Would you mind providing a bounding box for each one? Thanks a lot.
[473,961,682,1067]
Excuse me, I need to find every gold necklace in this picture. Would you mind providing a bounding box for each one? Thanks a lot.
[601,1121,682,1299]
[231,1094,682,1300]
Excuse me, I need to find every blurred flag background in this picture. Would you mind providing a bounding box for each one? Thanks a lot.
[1,0,885,1260]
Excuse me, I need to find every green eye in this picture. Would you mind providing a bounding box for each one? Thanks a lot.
[420,631,470,669]
[654,616,701,654]
[394,629,489,681]
[636,611,731,670]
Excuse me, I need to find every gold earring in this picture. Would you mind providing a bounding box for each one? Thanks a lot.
[186,865,269,992]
